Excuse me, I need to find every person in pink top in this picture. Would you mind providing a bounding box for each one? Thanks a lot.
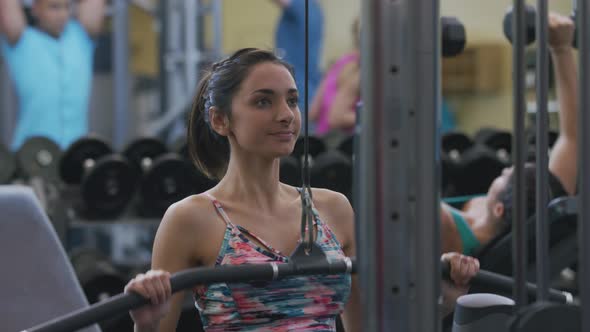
[311,18,361,136]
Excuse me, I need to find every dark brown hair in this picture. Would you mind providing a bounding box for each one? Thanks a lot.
[498,165,537,228]
[187,48,295,180]
[497,163,567,228]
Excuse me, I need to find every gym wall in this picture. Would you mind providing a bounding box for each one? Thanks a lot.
[440,0,575,135]
[220,0,574,135]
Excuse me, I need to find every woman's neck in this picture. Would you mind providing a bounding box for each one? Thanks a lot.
[217,153,287,213]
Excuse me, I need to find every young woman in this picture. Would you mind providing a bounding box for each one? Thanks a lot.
[125,48,479,332]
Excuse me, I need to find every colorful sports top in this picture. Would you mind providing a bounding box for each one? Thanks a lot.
[193,191,351,331]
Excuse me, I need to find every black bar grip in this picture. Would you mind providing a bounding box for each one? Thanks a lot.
[24,258,356,332]
[441,260,572,304]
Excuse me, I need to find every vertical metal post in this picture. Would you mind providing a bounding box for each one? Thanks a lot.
[511,0,528,309]
[535,0,550,302]
[158,0,169,117]
[185,0,198,94]
[358,1,385,330]
[112,0,130,149]
[0,60,14,145]
[358,0,439,331]
[409,0,441,331]
[212,0,223,59]
[577,0,590,329]
[162,0,182,117]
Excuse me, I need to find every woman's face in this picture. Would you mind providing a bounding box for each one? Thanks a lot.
[224,62,301,159]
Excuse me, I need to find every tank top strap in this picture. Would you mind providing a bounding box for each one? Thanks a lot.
[204,192,235,228]
[296,187,321,229]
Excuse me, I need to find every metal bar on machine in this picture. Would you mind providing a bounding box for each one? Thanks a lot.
[185,0,198,94]
[535,0,550,302]
[163,0,185,132]
[158,0,169,119]
[410,0,441,330]
[358,0,439,330]
[112,0,130,149]
[358,0,383,329]
[146,99,193,134]
[512,0,528,309]
[577,0,590,329]
[212,0,223,59]
[0,60,14,144]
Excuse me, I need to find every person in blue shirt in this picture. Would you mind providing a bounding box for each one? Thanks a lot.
[272,0,324,121]
[0,0,105,151]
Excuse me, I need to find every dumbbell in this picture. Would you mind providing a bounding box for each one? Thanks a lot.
[442,16,467,58]
[455,145,509,196]
[123,137,215,218]
[292,136,327,168]
[337,136,355,160]
[170,136,189,161]
[69,248,130,331]
[441,132,474,197]
[442,132,474,162]
[13,136,66,237]
[59,136,139,219]
[310,150,353,200]
[280,156,302,187]
[503,5,578,48]
[473,128,512,164]
[16,136,62,181]
[0,141,17,184]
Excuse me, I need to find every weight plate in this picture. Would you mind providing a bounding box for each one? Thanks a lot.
[81,155,138,218]
[292,136,326,160]
[442,132,474,161]
[70,249,127,304]
[456,145,507,196]
[122,137,168,174]
[311,150,353,197]
[474,128,512,153]
[17,136,62,180]
[441,16,466,57]
[60,136,112,185]
[170,136,189,160]
[337,136,354,159]
[0,142,16,183]
[140,153,214,216]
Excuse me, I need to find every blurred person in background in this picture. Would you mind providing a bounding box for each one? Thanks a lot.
[272,0,324,128]
[0,0,106,150]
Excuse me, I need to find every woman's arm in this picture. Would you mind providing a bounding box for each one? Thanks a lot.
[327,66,360,131]
[309,76,328,122]
[547,13,578,195]
[127,197,217,331]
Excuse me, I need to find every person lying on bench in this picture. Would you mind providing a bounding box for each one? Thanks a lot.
[440,12,578,256]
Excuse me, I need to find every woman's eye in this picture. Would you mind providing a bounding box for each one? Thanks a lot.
[288,97,299,107]
[256,98,271,107]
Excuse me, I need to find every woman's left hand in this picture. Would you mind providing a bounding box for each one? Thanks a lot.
[440,252,480,316]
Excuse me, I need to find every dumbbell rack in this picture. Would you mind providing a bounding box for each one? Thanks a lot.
[67,218,159,269]
[55,185,160,269]
[54,185,203,330]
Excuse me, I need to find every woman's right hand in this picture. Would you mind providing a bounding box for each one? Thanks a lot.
[125,270,172,331]
[548,12,575,51]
